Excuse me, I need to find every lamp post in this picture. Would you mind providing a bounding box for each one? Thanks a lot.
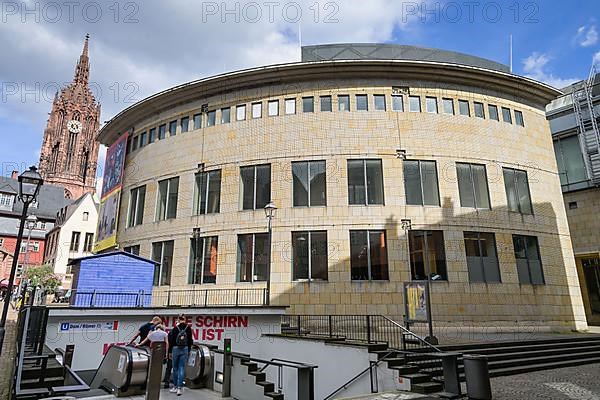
[0,166,43,355]
[18,215,38,299]
[264,202,277,306]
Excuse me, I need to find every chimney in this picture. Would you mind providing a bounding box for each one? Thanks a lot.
[11,170,18,180]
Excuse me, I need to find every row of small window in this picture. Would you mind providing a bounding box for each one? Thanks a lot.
[126,230,544,287]
[127,160,534,228]
[126,95,525,154]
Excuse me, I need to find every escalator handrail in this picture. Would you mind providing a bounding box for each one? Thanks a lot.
[90,345,148,393]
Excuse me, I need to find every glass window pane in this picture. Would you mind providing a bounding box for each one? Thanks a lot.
[193,114,202,129]
[292,232,309,280]
[366,160,384,205]
[409,96,421,112]
[252,102,262,118]
[152,243,162,285]
[356,94,368,111]
[426,97,438,113]
[207,170,221,213]
[457,163,475,208]
[472,164,490,209]
[166,177,179,219]
[236,105,246,121]
[202,237,218,284]
[303,97,314,113]
[161,241,173,286]
[338,95,350,111]
[128,189,138,227]
[488,105,499,121]
[429,231,447,280]
[320,96,332,112]
[557,135,587,185]
[221,108,230,124]
[140,132,147,147]
[149,128,156,143]
[169,121,177,136]
[458,100,470,116]
[374,95,386,111]
[255,164,271,209]
[515,170,532,214]
[421,161,440,206]
[135,186,145,225]
[369,231,389,280]
[513,235,527,259]
[310,161,327,206]
[515,110,524,126]
[240,167,255,210]
[196,172,208,215]
[253,233,269,281]
[474,102,485,118]
[237,234,253,282]
[292,162,309,207]
[409,231,426,280]
[502,107,512,123]
[350,231,369,280]
[516,259,531,284]
[157,180,168,220]
[311,231,328,280]
[442,98,454,114]
[207,111,216,126]
[481,233,500,282]
[404,161,423,205]
[158,124,166,139]
[285,99,296,114]
[503,169,519,212]
[268,100,279,116]
[392,95,404,112]
[347,160,366,205]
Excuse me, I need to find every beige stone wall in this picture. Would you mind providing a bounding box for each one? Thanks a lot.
[116,78,587,331]
[563,188,600,256]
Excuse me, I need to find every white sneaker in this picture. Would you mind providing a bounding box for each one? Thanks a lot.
[169,387,177,393]
[176,388,182,396]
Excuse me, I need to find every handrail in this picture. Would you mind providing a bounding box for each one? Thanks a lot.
[380,315,441,352]
[213,349,318,370]
[323,351,397,400]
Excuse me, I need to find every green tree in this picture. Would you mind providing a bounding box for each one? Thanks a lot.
[26,265,61,293]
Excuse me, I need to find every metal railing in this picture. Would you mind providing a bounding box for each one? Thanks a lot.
[48,288,269,308]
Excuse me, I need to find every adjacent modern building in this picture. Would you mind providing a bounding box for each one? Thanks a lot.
[97,44,587,332]
[547,67,600,325]
[43,192,99,287]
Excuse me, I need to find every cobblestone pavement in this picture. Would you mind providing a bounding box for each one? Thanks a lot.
[0,308,17,400]
[490,364,600,399]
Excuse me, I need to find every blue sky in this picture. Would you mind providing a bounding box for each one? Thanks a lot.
[0,0,598,185]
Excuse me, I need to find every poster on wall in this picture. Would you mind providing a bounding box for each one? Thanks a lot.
[100,133,128,198]
[403,281,430,323]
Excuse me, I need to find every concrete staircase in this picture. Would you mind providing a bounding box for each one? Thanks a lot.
[241,358,285,400]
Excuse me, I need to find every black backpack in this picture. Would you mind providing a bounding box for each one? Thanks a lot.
[175,326,188,347]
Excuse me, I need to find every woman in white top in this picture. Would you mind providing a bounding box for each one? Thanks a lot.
[138,324,169,354]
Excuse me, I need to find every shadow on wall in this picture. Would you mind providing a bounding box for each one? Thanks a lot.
[271,197,586,336]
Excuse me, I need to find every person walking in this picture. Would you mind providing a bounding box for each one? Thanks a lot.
[137,324,169,353]
[129,316,162,346]
[168,314,192,396]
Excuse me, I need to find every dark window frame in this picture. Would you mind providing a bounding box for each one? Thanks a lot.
[347,159,385,206]
[292,160,327,207]
[189,235,219,285]
[350,230,389,281]
[292,231,328,281]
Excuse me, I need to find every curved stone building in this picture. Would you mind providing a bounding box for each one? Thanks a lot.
[98,44,587,332]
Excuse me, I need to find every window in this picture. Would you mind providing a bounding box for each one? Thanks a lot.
[442,98,454,114]
[236,105,246,121]
[425,97,438,113]
[128,185,146,227]
[374,95,386,111]
[458,100,470,116]
[252,102,262,119]
[124,245,140,256]
[139,132,148,147]
[0,193,14,208]
[221,107,231,124]
[404,160,440,206]
[131,136,139,151]
[180,117,189,133]
[149,128,156,143]
[156,177,179,220]
[350,230,389,281]
[126,136,133,154]
[237,233,269,282]
[32,242,40,252]
[488,104,499,121]
[456,163,490,209]
[302,97,314,113]
[285,98,296,114]
[464,232,500,283]
[292,231,328,281]
[189,235,218,284]
[268,100,279,116]
[554,135,587,186]
[409,230,447,280]
[151,240,174,286]
[347,159,384,205]
[513,235,544,284]
[514,110,524,127]
[207,110,216,126]
[409,96,421,112]
[70,231,81,252]
[158,124,166,140]
[240,164,271,210]
[356,94,368,111]
[83,233,94,252]
[193,114,202,129]
[83,212,89,221]
[193,170,221,215]
[292,161,326,207]
[392,95,404,112]
[503,168,533,214]
[474,102,485,118]
[169,120,177,136]
[320,96,332,112]
[502,107,512,123]
[0,238,4,247]
[338,95,350,112]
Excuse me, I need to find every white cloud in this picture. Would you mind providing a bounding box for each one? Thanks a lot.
[522,52,581,89]
[594,51,600,64]
[575,25,598,47]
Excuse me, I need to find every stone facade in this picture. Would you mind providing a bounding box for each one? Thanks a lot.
[38,35,101,200]
[99,59,588,332]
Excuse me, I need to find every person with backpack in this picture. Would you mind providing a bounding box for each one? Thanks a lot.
[168,314,192,396]
[129,316,162,345]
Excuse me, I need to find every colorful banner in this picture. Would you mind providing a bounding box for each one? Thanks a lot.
[94,131,129,253]
[403,281,430,323]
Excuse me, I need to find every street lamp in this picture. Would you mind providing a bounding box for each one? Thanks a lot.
[264,202,277,306]
[0,166,43,355]
[20,215,38,291]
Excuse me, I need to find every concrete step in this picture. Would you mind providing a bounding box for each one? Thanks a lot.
[388,365,419,374]
[385,357,407,367]
[399,373,431,384]
[265,392,284,400]
[411,381,443,394]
